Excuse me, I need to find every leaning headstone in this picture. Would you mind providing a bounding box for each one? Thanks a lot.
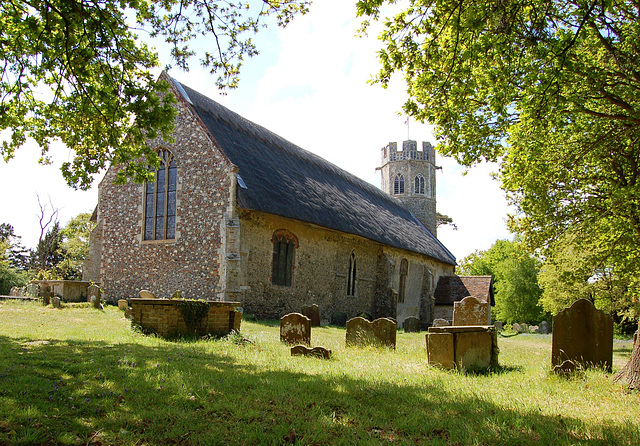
[346,317,396,349]
[291,345,332,359]
[280,313,311,345]
[453,296,490,326]
[432,318,450,327]
[87,284,101,303]
[551,298,613,373]
[403,316,421,333]
[139,289,157,299]
[330,311,348,327]
[51,296,61,309]
[512,323,523,333]
[539,321,551,334]
[301,304,321,327]
[118,299,129,311]
[494,321,503,331]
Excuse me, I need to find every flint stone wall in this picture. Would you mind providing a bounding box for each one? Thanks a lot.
[129,298,241,338]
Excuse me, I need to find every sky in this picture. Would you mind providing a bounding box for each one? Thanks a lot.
[0,0,513,260]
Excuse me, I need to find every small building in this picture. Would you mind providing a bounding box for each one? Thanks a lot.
[84,72,458,325]
[433,276,494,324]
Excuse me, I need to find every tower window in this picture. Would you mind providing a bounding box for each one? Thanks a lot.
[272,230,299,287]
[347,251,357,297]
[393,174,405,195]
[144,149,177,241]
[398,259,408,303]
[414,175,425,195]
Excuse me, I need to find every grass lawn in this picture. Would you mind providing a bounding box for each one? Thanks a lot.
[0,300,639,445]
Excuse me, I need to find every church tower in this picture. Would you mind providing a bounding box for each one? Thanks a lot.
[380,140,438,235]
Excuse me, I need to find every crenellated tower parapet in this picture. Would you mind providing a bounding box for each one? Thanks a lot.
[380,140,438,235]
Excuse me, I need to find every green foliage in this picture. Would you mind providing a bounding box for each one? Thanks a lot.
[358,1,640,299]
[177,299,210,333]
[0,223,29,270]
[1,0,309,189]
[0,240,29,294]
[458,239,546,324]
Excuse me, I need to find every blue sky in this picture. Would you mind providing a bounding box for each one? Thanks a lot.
[0,0,512,260]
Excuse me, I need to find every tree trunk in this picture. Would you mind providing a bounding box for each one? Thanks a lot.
[614,321,640,388]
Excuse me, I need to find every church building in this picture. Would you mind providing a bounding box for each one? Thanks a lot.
[84,72,458,326]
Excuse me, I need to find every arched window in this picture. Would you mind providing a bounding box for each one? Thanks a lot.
[414,174,425,195]
[272,230,298,287]
[398,258,408,303]
[347,251,357,297]
[393,174,405,195]
[144,149,177,240]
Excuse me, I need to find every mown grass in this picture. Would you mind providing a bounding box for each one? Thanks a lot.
[0,300,639,445]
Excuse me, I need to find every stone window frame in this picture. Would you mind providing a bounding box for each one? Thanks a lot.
[143,148,178,242]
[346,250,357,297]
[398,258,408,303]
[393,173,405,195]
[414,174,426,195]
[271,229,299,287]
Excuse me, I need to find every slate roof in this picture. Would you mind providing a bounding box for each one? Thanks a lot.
[434,276,494,306]
[169,76,456,265]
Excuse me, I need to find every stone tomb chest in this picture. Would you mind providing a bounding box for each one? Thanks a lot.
[129,298,241,338]
[427,325,498,370]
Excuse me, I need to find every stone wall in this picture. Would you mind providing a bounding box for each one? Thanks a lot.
[94,80,234,303]
[236,209,454,323]
[129,298,241,338]
[83,219,102,283]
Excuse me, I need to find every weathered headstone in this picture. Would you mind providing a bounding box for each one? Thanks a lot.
[291,345,332,359]
[9,286,20,297]
[521,323,529,333]
[118,299,129,311]
[346,317,396,349]
[432,318,450,327]
[280,313,311,345]
[426,332,455,369]
[494,321,503,331]
[87,284,101,302]
[453,296,490,326]
[301,304,321,327]
[403,316,420,333]
[512,323,523,333]
[40,285,53,305]
[139,289,157,299]
[552,298,613,373]
[529,325,539,333]
[331,311,348,327]
[539,321,551,334]
[51,296,61,309]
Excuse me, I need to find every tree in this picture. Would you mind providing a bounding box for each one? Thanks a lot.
[457,239,546,324]
[58,212,96,280]
[1,0,308,189]
[31,221,65,275]
[0,223,29,270]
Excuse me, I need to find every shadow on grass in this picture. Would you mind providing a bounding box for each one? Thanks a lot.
[0,334,636,446]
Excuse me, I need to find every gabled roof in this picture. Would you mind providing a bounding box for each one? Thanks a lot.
[168,75,456,265]
[434,276,494,306]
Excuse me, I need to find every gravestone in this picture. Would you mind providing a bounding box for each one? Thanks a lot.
[139,289,157,299]
[51,296,61,309]
[118,299,129,311]
[512,323,523,333]
[494,321,503,331]
[40,285,53,305]
[521,323,529,333]
[453,296,490,326]
[432,318,450,327]
[403,316,420,333]
[427,326,499,371]
[552,298,613,373]
[9,286,21,297]
[426,332,455,369]
[301,304,321,327]
[346,317,396,349]
[539,321,551,334]
[331,311,348,327]
[291,345,332,359]
[87,284,101,303]
[280,313,311,345]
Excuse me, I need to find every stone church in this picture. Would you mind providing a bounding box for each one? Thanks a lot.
[84,72,458,326]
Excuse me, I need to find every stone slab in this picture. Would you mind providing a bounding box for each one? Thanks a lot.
[301,304,321,327]
[291,345,332,359]
[426,332,454,369]
[403,316,420,333]
[346,317,396,349]
[453,295,490,326]
[280,313,311,345]
[456,331,493,370]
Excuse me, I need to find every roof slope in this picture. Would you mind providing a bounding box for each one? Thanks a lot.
[434,276,494,305]
[171,77,456,265]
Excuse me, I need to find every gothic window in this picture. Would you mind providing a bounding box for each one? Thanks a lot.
[272,230,299,287]
[393,174,405,195]
[144,149,177,241]
[398,258,408,303]
[347,251,357,297]
[414,174,425,195]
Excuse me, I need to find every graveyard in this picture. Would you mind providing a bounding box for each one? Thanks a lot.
[1,300,640,446]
